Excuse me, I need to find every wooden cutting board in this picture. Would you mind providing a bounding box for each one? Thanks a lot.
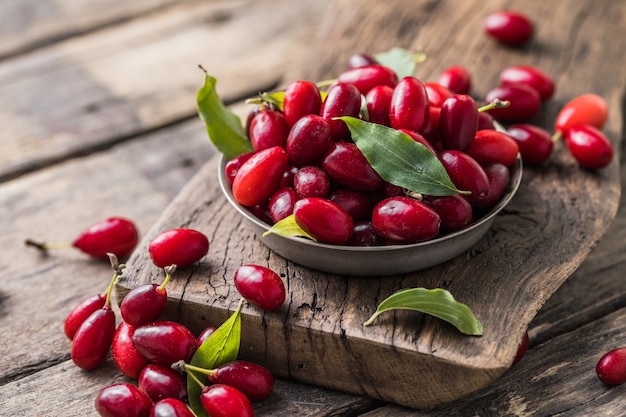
[116,0,625,409]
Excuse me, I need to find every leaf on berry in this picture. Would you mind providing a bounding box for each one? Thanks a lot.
[374,47,425,78]
[263,214,315,240]
[197,69,253,160]
[339,117,467,196]
[363,287,483,336]
[187,299,243,417]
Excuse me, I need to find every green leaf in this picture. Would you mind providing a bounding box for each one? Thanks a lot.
[363,288,483,336]
[374,47,425,78]
[197,70,253,160]
[262,214,315,240]
[339,117,467,196]
[246,91,286,111]
[187,299,243,417]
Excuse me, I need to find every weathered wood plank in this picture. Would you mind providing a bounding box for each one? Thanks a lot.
[0,0,329,181]
[117,0,625,410]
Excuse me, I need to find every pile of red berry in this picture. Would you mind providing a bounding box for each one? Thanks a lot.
[224,49,613,247]
[60,224,285,417]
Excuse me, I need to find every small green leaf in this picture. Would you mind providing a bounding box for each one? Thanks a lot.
[374,47,425,78]
[364,288,483,336]
[339,117,467,196]
[197,69,253,160]
[246,91,286,111]
[187,299,243,417]
[262,214,315,240]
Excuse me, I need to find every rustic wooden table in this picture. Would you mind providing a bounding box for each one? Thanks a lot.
[1,0,625,415]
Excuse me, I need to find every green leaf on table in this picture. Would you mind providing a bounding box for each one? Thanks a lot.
[187,299,244,417]
[197,69,253,160]
[263,214,315,240]
[363,288,483,336]
[338,117,467,196]
[374,47,425,78]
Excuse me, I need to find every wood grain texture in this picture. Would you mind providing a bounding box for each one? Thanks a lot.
[0,0,329,181]
[116,0,625,409]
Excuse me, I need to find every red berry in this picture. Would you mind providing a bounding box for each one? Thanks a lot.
[150,399,195,417]
[132,321,197,366]
[71,307,116,370]
[485,84,541,122]
[424,81,454,107]
[286,114,333,168]
[282,80,322,127]
[439,94,478,151]
[232,146,289,207]
[120,283,167,327]
[64,293,106,340]
[72,217,139,260]
[112,321,150,379]
[209,360,275,402]
[555,93,608,134]
[506,124,553,165]
[200,384,254,417]
[472,163,511,210]
[149,228,209,268]
[294,166,331,198]
[249,110,289,152]
[389,76,430,133]
[322,142,383,192]
[321,82,362,140]
[484,11,534,46]
[329,188,373,222]
[139,363,187,403]
[224,151,254,185]
[346,221,382,247]
[565,124,613,170]
[268,187,298,223]
[437,66,472,95]
[336,64,398,95]
[95,383,152,417]
[499,65,555,102]
[439,150,490,206]
[234,264,286,311]
[597,348,626,386]
[348,53,379,69]
[423,194,473,232]
[365,85,394,126]
[398,128,436,155]
[196,326,216,349]
[372,197,440,244]
[466,129,520,167]
[294,198,354,245]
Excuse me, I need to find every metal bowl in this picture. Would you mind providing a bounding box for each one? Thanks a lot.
[218,155,522,276]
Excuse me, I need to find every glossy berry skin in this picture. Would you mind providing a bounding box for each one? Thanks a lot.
[64,293,105,340]
[346,221,382,247]
[466,129,520,167]
[294,198,354,245]
[139,363,187,403]
[555,93,608,134]
[210,360,275,402]
[473,163,511,210]
[336,64,398,95]
[294,166,330,198]
[484,84,541,122]
[424,82,454,107]
[348,53,378,68]
[150,398,195,417]
[507,124,553,164]
[499,65,555,102]
[439,150,490,206]
[399,128,436,155]
[224,152,254,184]
[282,80,322,127]
[389,76,430,133]
[234,264,286,311]
[149,228,209,268]
[565,124,613,170]
[437,66,472,95]
[232,146,289,207]
[329,188,372,222]
[120,283,167,327]
[484,11,534,46]
[365,85,393,126]
[200,384,254,417]
[112,321,150,379]
[597,347,626,386]
[322,142,383,191]
[322,82,362,140]
[132,321,197,366]
[72,217,139,260]
[286,114,333,167]
[196,326,216,349]
[478,112,496,131]
[423,194,473,232]
[372,197,440,244]
[268,187,298,223]
[71,307,116,370]
[439,94,478,151]
[95,383,153,417]
[249,110,289,151]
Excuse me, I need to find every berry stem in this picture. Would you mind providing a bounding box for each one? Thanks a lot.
[478,98,510,113]
[183,363,217,377]
[186,367,207,389]
[551,131,563,143]
[24,239,72,252]
[104,253,125,308]
[158,264,177,291]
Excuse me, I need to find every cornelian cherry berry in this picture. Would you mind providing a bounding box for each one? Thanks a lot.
[372,197,440,243]
[322,142,383,191]
[71,306,116,370]
[389,76,430,133]
[120,265,176,326]
[597,347,626,386]
[112,321,150,379]
[149,228,209,269]
[139,363,187,403]
[554,93,608,135]
[196,326,216,349]
[336,64,398,95]
[268,187,298,223]
[200,384,254,417]
[294,197,354,245]
[95,383,153,417]
[224,151,254,184]
[365,85,394,126]
[232,146,289,207]
[473,163,511,210]
[466,129,520,167]
[424,82,454,107]
[132,321,197,366]
[209,360,275,402]
[249,109,289,151]
[286,114,332,167]
[234,264,286,311]
[423,194,473,232]
[484,84,541,122]
[437,66,472,95]
[439,94,478,151]
[64,293,106,340]
[499,65,555,102]
[439,150,490,206]
[507,124,553,164]
[565,124,613,170]
[348,53,378,69]
[484,10,534,46]
[294,166,330,198]
[321,82,362,140]
[151,398,195,417]
[282,80,322,127]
